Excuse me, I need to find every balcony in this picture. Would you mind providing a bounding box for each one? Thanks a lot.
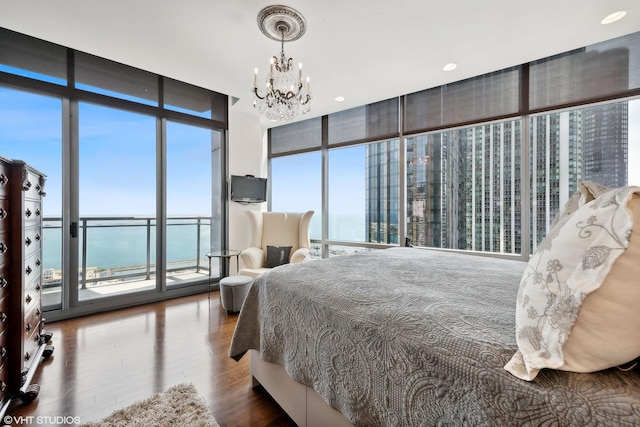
[41,216,217,307]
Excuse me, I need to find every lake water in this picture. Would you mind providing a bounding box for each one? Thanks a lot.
[42,222,212,271]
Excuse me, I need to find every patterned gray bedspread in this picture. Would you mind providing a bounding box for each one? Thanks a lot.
[229,247,640,426]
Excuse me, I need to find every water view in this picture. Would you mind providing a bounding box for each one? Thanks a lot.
[42,217,213,287]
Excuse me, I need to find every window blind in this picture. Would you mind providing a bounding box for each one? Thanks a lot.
[529,32,640,110]
[0,28,67,84]
[328,98,399,146]
[404,67,520,133]
[269,117,322,155]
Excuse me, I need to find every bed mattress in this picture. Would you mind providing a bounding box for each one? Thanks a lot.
[230,247,640,426]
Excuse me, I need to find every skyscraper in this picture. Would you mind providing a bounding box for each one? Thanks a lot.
[368,101,628,253]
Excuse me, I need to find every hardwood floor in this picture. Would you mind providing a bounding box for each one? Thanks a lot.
[7,291,296,427]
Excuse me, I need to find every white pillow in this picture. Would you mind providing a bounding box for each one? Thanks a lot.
[505,186,640,380]
[549,181,610,229]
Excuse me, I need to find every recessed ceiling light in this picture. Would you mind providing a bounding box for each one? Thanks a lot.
[601,10,627,25]
[335,96,345,102]
[442,63,457,72]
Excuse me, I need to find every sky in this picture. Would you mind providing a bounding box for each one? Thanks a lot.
[0,87,215,217]
[270,145,367,214]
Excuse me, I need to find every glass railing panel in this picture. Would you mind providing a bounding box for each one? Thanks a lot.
[42,216,214,302]
[78,217,156,300]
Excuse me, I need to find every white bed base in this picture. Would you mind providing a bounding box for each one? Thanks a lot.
[250,349,353,427]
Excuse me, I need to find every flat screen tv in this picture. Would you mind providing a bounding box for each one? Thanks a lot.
[230,175,267,203]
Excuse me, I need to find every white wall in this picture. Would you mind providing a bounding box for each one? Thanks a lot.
[227,108,267,274]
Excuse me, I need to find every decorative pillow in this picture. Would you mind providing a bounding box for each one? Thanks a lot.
[265,245,292,268]
[549,181,611,229]
[505,186,640,381]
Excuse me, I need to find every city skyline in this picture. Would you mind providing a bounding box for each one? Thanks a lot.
[371,101,636,252]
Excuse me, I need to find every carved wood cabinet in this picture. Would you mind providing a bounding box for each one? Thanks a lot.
[0,157,10,408]
[0,157,53,418]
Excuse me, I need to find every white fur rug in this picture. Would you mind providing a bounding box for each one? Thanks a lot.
[80,383,219,427]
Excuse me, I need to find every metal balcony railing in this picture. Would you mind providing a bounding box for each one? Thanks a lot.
[42,216,214,290]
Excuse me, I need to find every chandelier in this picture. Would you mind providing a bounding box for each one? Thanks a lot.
[252,5,311,121]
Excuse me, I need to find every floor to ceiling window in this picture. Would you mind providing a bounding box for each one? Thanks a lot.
[407,120,522,254]
[78,103,157,300]
[0,88,63,309]
[0,27,228,319]
[328,140,399,247]
[325,139,399,256]
[530,99,640,251]
[328,145,367,243]
[166,122,220,283]
[270,152,322,258]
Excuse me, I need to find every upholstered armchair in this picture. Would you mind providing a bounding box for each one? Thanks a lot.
[239,211,314,278]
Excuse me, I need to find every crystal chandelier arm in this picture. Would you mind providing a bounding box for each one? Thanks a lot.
[252,86,266,100]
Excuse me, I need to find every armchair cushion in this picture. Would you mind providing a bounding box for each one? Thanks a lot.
[290,247,309,264]
[240,246,264,270]
[265,245,292,268]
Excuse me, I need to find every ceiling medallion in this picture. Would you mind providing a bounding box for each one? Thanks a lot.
[252,5,311,121]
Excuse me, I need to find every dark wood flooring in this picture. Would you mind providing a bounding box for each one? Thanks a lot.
[7,291,296,427]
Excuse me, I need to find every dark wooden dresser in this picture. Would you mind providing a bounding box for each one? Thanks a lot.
[0,157,53,418]
[0,157,11,413]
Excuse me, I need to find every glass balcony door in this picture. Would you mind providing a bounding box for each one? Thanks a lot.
[77,102,157,301]
[165,121,222,285]
[0,93,224,310]
[0,29,228,316]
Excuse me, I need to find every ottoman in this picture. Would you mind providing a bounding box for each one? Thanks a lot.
[219,274,253,314]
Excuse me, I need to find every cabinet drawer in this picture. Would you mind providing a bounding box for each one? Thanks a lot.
[24,250,42,283]
[0,162,8,197]
[0,266,7,299]
[0,198,8,231]
[24,200,42,228]
[23,285,42,315]
[0,231,7,267]
[24,226,42,258]
[25,271,42,295]
[24,303,42,373]
[0,360,7,400]
[21,169,45,201]
[0,326,8,366]
[24,300,42,333]
[0,295,7,329]
[23,325,40,373]
[0,318,7,396]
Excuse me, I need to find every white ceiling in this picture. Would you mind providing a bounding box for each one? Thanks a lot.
[1,1,639,128]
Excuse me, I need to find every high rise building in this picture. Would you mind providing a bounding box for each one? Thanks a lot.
[365,139,399,245]
[367,102,628,253]
[530,103,628,249]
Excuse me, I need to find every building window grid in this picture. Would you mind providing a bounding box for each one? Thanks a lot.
[404,120,521,253]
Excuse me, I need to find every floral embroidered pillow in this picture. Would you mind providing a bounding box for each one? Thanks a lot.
[505,186,640,381]
[549,181,610,229]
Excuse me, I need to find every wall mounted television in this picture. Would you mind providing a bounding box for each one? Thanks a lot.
[230,175,267,203]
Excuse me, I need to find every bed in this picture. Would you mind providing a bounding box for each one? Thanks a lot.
[229,247,640,426]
